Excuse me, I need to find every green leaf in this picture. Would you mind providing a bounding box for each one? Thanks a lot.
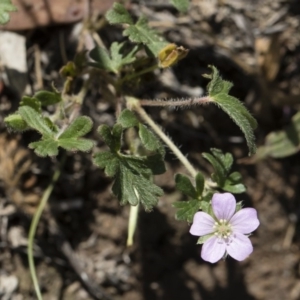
[113,162,163,210]
[34,91,62,106]
[210,148,233,174]
[105,2,133,25]
[118,109,139,128]
[59,116,93,139]
[138,124,163,153]
[4,113,28,131]
[205,66,257,155]
[29,139,59,157]
[175,174,197,198]
[0,0,17,25]
[110,42,138,71]
[93,151,119,177]
[123,17,168,56]
[20,96,41,112]
[144,153,166,175]
[202,152,226,186]
[89,46,115,72]
[202,149,245,193]
[195,172,205,196]
[222,182,246,193]
[98,124,122,152]
[58,138,94,152]
[254,111,300,160]
[170,0,189,12]
[93,151,164,211]
[173,199,200,222]
[227,171,242,183]
[89,42,138,74]
[18,106,54,138]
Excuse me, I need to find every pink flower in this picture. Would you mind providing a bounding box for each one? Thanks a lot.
[190,193,259,263]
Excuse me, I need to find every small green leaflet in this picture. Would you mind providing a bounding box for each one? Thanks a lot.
[105,3,168,56]
[105,2,133,25]
[0,0,17,25]
[4,113,28,131]
[34,91,62,106]
[170,0,189,12]
[18,106,94,157]
[254,111,300,160]
[89,42,138,74]
[173,200,199,223]
[118,109,165,156]
[204,66,257,155]
[93,123,165,211]
[172,172,205,222]
[202,148,246,194]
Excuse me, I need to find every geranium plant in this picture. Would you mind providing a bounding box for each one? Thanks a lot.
[2,1,259,299]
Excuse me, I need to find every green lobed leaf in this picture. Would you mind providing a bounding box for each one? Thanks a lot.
[0,0,17,25]
[138,124,163,153]
[123,17,168,56]
[59,116,93,139]
[173,199,200,222]
[110,42,138,71]
[18,106,54,138]
[97,124,122,152]
[93,150,164,211]
[144,153,166,175]
[105,2,133,25]
[170,0,189,12]
[20,96,41,112]
[118,109,139,128]
[29,139,59,157]
[175,173,197,198]
[58,138,94,152]
[93,151,120,177]
[4,113,28,131]
[205,66,257,155]
[89,46,115,73]
[34,91,62,106]
[112,162,163,211]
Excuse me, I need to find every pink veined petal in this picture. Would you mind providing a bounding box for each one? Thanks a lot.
[190,212,215,236]
[226,232,253,261]
[201,236,226,263]
[212,193,236,221]
[230,208,260,234]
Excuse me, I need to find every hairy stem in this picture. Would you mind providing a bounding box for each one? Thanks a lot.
[128,97,197,178]
[139,96,211,107]
[28,164,62,300]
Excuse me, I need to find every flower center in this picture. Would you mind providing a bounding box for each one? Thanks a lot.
[213,219,232,239]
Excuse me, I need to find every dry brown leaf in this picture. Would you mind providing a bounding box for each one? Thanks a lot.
[255,34,282,82]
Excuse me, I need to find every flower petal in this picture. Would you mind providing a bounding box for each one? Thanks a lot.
[201,236,226,263]
[212,193,236,221]
[226,232,253,261]
[230,208,260,234]
[190,212,215,236]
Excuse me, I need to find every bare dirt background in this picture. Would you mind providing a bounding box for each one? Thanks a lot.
[1,0,300,299]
